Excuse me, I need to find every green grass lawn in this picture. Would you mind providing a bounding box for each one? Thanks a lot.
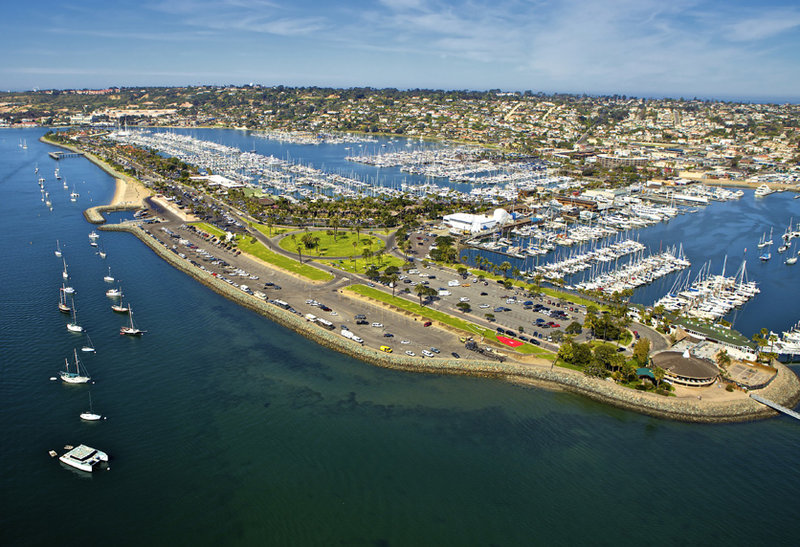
[235,236,334,282]
[320,255,405,274]
[278,230,385,257]
[190,221,227,239]
[249,222,288,238]
[347,284,554,356]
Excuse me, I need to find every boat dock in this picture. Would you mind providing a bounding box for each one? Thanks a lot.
[750,393,800,421]
[49,151,85,160]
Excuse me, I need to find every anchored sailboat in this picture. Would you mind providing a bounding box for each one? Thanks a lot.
[120,305,145,336]
[81,333,96,353]
[103,267,114,283]
[66,297,83,333]
[80,391,103,421]
[54,240,62,258]
[58,285,72,313]
[60,349,91,384]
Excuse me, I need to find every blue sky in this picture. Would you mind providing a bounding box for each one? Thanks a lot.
[3,0,800,100]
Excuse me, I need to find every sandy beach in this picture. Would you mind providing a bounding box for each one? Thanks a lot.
[110,176,150,208]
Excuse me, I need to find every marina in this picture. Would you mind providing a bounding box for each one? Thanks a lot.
[2,127,800,546]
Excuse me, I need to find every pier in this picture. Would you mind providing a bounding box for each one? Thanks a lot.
[749,393,800,421]
[49,151,85,160]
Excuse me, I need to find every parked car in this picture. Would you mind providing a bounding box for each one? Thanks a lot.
[423,321,432,327]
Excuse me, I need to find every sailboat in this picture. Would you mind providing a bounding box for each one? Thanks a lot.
[55,167,61,180]
[62,258,69,280]
[111,300,130,313]
[103,267,114,283]
[70,186,79,202]
[60,349,91,384]
[120,305,145,336]
[66,298,83,333]
[98,242,107,259]
[81,333,96,353]
[54,240,62,258]
[786,242,797,265]
[58,285,72,314]
[80,391,103,421]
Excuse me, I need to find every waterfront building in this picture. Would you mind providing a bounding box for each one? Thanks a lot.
[650,350,719,387]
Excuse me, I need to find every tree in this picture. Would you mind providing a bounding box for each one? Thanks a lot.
[456,301,471,313]
[716,350,732,372]
[593,343,624,372]
[565,321,583,335]
[415,283,429,306]
[499,261,512,278]
[652,365,665,388]
[295,241,303,263]
[633,338,651,365]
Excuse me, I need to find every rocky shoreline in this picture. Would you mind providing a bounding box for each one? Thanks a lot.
[99,220,800,423]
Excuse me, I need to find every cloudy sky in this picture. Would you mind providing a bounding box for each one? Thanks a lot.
[3,0,800,100]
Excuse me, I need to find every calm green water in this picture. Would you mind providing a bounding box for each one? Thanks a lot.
[1,129,798,546]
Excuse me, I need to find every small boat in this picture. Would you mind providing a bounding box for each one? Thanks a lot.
[81,333,96,353]
[67,298,83,333]
[59,444,108,472]
[55,167,61,180]
[111,301,130,313]
[60,348,91,384]
[80,392,103,421]
[90,240,98,248]
[120,305,145,336]
[105,286,123,298]
[88,231,99,240]
[103,267,114,283]
[759,252,771,262]
[98,243,107,259]
[786,256,797,265]
[58,286,72,313]
[63,284,75,295]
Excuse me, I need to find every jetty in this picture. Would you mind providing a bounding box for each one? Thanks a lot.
[750,393,800,421]
[49,150,85,160]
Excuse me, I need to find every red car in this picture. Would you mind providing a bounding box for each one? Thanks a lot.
[423,321,432,327]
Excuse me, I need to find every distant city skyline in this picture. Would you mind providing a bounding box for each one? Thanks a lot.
[3,0,800,102]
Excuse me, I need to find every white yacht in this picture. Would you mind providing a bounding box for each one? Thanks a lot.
[754,184,775,197]
[59,444,108,472]
[103,267,114,283]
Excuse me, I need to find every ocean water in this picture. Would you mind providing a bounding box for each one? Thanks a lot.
[1,128,799,546]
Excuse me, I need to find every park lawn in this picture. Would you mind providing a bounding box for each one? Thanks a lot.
[190,221,227,239]
[249,222,288,238]
[347,284,554,357]
[278,230,384,257]
[235,237,334,282]
[319,255,405,274]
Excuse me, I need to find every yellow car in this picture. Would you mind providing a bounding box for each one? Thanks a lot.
[380,345,393,353]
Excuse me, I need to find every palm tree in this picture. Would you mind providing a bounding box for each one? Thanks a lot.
[387,273,399,296]
[363,247,373,264]
[499,261,512,278]
[331,216,340,241]
[295,242,303,263]
[415,283,428,306]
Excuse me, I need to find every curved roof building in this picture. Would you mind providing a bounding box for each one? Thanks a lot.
[651,350,719,387]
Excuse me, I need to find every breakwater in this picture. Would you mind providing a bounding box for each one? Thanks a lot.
[102,220,800,423]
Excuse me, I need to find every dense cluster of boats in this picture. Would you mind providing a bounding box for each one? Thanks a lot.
[255,129,377,145]
[653,259,760,321]
[767,321,800,363]
[569,247,691,294]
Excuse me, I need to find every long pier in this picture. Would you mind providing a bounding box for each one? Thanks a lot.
[750,393,800,421]
[49,151,85,160]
